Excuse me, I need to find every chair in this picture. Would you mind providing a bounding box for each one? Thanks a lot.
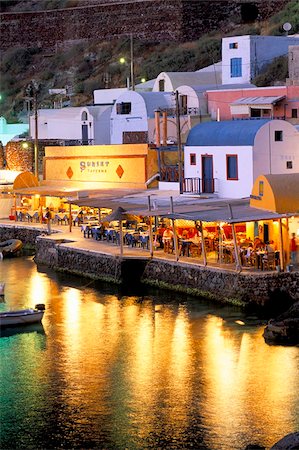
[190,242,201,257]
[132,232,141,247]
[262,252,276,271]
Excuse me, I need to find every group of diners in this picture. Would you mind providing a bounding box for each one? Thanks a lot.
[76,212,279,271]
[81,219,151,249]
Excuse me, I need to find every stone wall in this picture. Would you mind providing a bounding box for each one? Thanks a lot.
[35,236,148,284]
[0,223,46,245]
[0,0,292,51]
[141,259,299,311]
[4,141,34,171]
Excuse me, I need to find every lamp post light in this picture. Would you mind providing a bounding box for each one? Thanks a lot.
[119,34,135,91]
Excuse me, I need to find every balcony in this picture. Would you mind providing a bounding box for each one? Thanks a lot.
[183,177,217,194]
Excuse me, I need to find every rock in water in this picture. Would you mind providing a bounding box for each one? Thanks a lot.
[263,301,299,346]
[270,432,299,449]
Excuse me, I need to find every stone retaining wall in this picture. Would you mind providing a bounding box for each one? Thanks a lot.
[0,0,291,51]
[141,259,299,311]
[35,236,148,285]
[0,224,46,246]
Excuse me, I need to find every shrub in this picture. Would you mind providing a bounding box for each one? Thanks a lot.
[1,47,35,74]
[253,55,288,86]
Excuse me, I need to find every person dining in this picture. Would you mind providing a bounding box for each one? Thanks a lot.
[179,229,191,256]
[244,243,254,266]
[162,227,174,253]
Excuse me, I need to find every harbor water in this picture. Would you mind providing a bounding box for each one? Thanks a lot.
[0,256,298,450]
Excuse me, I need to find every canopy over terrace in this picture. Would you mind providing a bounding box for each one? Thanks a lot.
[125,198,289,270]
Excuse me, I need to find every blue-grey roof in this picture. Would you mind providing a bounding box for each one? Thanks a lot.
[139,92,173,117]
[186,119,270,146]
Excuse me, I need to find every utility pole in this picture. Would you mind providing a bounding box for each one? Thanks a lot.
[175,90,183,194]
[34,88,38,178]
[26,80,39,178]
[130,33,135,91]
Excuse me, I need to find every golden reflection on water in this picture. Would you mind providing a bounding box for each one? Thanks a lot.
[2,258,298,449]
[50,293,298,448]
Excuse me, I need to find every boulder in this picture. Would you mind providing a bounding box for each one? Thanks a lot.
[270,432,299,449]
[263,301,299,346]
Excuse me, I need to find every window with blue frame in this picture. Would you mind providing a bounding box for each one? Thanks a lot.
[226,155,238,180]
[230,57,242,77]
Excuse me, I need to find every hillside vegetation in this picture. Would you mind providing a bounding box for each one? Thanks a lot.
[0,0,298,122]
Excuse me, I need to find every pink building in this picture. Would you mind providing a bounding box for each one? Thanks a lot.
[207,85,299,123]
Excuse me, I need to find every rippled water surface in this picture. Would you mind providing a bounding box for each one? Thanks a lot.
[0,256,298,450]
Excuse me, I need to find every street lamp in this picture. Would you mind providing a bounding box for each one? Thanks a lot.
[119,34,135,91]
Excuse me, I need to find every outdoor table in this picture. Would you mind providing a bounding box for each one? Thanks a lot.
[26,210,39,222]
[179,239,193,257]
[81,224,93,238]
[255,251,266,269]
[54,213,69,225]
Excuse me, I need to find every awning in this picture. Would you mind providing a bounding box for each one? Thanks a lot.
[165,203,287,224]
[231,95,286,106]
[127,200,288,223]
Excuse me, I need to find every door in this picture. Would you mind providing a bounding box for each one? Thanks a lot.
[263,223,269,244]
[82,124,88,145]
[202,156,214,193]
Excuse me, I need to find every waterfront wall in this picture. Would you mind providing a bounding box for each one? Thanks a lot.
[1,224,298,310]
[141,260,299,311]
[34,236,147,285]
[34,234,299,310]
[0,223,47,246]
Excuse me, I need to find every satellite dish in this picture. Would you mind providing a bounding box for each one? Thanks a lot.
[283,22,292,32]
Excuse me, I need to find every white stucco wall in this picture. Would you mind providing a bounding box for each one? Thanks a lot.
[184,145,253,198]
[222,36,251,85]
[30,105,113,145]
[93,107,112,144]
[253,120,299,180]
[176,85,208,115]
[110,91,148,144]
[222,35,299,85]
[93,88,128,105]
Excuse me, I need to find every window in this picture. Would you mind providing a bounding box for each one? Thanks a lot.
[190,153,196,165]
[292,108,298,118]
[116,102,131,114]
[226,155,238,180]
[180,95,188,114]
[229,42,238,49]
[81,111,88,121]
[159,79,165,92]
[286,161,293,169]
[259,181,264,196]
[230,58,242,77]
[274,130,283,141]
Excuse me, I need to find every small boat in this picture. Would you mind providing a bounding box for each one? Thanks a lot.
[0,283,4,296]
[0,303,45,327]
[0,239,23,257]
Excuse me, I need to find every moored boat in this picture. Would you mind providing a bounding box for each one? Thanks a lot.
[0,304,45,327]
[0,283,4,296]
[0,239,23,257]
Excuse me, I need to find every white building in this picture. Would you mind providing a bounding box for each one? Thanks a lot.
[222,35,299,85]
[93,87,128,105]
[110,91,175,144]
[176,83,255,116]
[184,118,299,199]
[30,105,112,145]
[152,66,222,92]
